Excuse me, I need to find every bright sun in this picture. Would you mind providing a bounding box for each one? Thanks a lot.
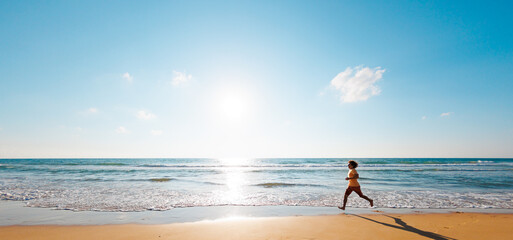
[215,88,251,121]
[209,87,258,158]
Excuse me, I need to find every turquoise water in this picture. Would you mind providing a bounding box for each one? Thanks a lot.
[1,158,512,211]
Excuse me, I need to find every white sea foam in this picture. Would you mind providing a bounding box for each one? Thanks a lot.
[2,184,512,212]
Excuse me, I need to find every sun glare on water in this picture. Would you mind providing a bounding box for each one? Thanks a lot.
[218,158,252,204]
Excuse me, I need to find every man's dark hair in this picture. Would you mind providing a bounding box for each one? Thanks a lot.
[348,160,358,168]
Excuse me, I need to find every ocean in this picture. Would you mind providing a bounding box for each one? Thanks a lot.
[1,158,512,212]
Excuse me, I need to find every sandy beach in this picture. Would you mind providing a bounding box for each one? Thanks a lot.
[1,212,511,240]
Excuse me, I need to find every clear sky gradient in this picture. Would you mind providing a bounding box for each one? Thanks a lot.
[1,0,512,158]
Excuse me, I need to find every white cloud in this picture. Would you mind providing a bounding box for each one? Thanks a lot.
[422,116,427,120]
[151,130,163,136]
[79,107,99,115]
[330,66,385,103]
[115,126,128,134]
[122,72,133,83]
[171,70,192,86]
[137,110,156,120]
[441,112,453,117]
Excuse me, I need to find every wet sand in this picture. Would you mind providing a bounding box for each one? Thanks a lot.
[1,213,511,240]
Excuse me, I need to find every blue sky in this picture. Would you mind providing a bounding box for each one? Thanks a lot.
[1,0,512,158]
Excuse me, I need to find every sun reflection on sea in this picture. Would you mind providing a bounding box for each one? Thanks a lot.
[218,158,253,204]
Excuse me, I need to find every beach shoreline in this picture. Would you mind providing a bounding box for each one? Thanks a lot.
[1,212,512,240]
[2,200,513,226]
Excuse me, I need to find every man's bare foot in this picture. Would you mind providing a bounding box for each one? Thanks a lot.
[370,199,374,207]
[338,206,345,210]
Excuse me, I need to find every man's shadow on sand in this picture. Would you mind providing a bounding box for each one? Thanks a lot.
[351,214,457,240]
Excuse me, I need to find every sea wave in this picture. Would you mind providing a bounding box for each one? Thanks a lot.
[97,162,127,166]
[149,178,175,182]
[2,159,510,170]
[365,168,513,172]
[255,182,323,188]
[2,187,512,212]
[130,163,505,169]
